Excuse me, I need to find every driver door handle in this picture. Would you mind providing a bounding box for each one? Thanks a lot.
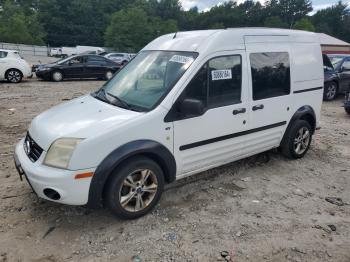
[252,104,264,111]
[232,108,246,115]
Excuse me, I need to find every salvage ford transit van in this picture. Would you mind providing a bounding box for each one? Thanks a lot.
[14,29,324,219]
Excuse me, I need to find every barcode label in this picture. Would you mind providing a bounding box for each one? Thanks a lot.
[211,70,232,81]
[169,55,193,64]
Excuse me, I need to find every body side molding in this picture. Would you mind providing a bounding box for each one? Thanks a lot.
[87,140,176,208]
[180,121,287,151]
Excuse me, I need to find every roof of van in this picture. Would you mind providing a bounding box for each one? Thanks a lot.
[143,28,320,53]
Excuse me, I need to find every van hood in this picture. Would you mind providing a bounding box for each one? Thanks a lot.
[28,95,141,150]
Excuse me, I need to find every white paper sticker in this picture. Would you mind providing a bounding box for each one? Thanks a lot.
[211,69,232,81]
[169,55,193,64]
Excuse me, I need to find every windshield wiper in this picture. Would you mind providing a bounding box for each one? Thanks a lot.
[93,89,143,112]
[106,92,133,110]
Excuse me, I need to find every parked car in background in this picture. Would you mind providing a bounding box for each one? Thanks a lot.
[323,54,340,101]
[0,49,32,83]
[345,91,350,115]
[325,54,350,100]
[35,54,120,81]
[104,53,132,65]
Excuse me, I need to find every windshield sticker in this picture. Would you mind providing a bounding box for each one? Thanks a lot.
[211,69,232,81]
[169,55,193,64]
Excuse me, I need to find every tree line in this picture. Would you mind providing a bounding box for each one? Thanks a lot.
[0,0,349,52]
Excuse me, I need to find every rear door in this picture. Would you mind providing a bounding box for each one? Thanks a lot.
[245,39,292,151]
[85,55,108,78]
[171,51,251,177]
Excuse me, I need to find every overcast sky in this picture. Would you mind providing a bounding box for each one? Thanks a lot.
[179,0,350,13]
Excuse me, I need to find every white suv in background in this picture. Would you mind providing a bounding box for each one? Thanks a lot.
[105,53,132,66]
[0,49,32,83]
[14,29,324,219]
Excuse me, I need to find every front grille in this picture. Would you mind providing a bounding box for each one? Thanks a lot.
[24,133,43,162]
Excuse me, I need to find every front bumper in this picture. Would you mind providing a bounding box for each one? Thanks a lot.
[14,139,94,205]
[35,70,51,79]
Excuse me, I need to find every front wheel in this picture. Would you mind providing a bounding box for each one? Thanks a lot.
[6,69,23,83]
[281,120,312,159]
[105,156,164,219]
[324,81,337,101]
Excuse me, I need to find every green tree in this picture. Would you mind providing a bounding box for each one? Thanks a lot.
[264,16,288,28]
[265,0,313,28]
[104,7,178,52]
[0,0,45,44]
[293,17,315,31]
[312,1,350,42]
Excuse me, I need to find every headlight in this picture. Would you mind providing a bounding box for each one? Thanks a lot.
[44,138,83,169]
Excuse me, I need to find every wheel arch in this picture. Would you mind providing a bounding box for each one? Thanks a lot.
[285,106,316,136]
[87,140,176,209]
[5,68,23,77]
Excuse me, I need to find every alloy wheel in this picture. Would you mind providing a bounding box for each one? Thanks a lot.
[7,70,22,83]
[106,71,113,80]
[326,83,337,100]
[119,169,158,212]
[294,127,310,155]
[52,72,63,81]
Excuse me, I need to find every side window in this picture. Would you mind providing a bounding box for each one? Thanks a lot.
[250,52,290,100]
[0,51,8,58]
[87,56,106,64]
[208,55,242,107]
[182,55,242,108]
[181,64,208,106]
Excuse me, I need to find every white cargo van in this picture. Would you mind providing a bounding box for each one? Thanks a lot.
[14,29,324,219]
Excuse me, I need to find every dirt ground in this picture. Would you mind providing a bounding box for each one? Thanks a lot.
[0,76,349,262]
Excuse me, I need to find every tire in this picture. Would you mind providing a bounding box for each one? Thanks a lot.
[6,69,23,83]
[105,70,114,80]
[281,120,312,159]
[105,156,165,219]
[323,81,337,101]
[51,71,63,82]
[345,107,350,115]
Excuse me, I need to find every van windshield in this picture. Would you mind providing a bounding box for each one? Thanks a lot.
[98,50,197,111]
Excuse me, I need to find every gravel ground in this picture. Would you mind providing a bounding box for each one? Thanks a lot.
[0,78,349,262]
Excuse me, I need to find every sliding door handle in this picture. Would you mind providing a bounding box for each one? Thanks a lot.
[232,108,246,115]
[252,104,264,111]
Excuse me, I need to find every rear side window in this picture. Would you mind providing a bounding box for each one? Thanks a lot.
[250,52,290,100]
[87,56,107,63]
[0,51,8,58]
[182,55,242,108]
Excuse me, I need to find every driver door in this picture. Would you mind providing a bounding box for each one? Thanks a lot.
[170,51,250,177]
[62,56,85,78]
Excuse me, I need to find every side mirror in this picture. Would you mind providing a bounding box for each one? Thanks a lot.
[180,98,205,117]
[68,60,74,65]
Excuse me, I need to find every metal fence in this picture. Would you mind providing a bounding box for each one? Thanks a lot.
[0,42,48,56]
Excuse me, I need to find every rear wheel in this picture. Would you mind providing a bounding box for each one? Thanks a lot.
[105,70,114,80]
[6,69,22,83]
[52,71,63,82]
[281,120,312,159]
[323,81,337,101]
[105,156,164,219]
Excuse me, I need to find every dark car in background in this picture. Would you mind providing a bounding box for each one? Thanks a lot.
[324,54,350,100]
[35,54,121,81]
[323,54,340,101]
